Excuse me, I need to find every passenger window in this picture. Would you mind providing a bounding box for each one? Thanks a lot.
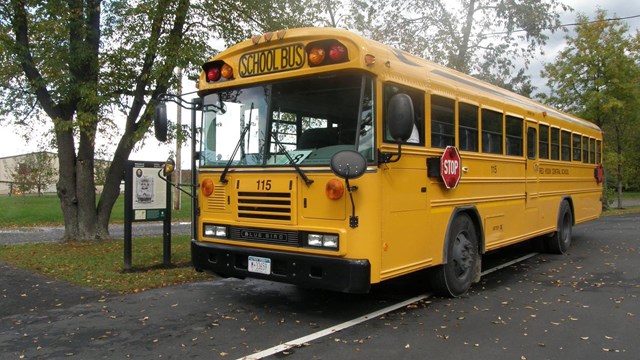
[506,116,523,156]
[589,138,596,164]
[572,133,581,161]
[582,136,589,163]
[596,140,602,163]
[561,130,571,161]
[383,84,424,145]
[431,95,455,148]
[551,127,560,160]
[458,103,478,152]
[539,124,549,159]
[482,109,503,154]
[527,127,537,160]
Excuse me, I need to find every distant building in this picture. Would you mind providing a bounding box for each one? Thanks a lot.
[0,152,112,195]
[0,152,58,195]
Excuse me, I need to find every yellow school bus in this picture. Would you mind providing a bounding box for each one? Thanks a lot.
[156,27,603,296]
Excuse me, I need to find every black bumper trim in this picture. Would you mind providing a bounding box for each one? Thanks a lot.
[191,241,371,293]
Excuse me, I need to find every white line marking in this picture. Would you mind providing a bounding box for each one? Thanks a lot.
[238,294,430,360]
[480,252,538,277]
[240,251,538,360]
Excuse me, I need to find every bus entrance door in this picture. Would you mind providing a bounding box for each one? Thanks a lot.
[525,124,540,231]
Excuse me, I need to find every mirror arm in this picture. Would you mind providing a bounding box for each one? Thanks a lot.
[378,142,403,164]
[345,178,359,228]
[157,168,194,199]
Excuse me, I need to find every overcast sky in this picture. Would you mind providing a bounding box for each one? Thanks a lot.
[2,0,639,161]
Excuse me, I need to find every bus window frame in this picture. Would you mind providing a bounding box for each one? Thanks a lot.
[383,83,425,146]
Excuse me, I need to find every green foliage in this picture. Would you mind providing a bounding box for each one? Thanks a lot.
[540,10,640,198]
[343,0,569,94]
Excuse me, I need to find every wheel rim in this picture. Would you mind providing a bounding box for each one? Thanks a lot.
[452,232,474,279]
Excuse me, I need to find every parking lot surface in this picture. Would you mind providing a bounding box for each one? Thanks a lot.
[1,214,638,359]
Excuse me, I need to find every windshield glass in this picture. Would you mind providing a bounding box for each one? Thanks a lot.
[200,73,375,167]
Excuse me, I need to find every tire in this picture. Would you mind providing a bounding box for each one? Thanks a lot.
[429,213,479,297]
[545,200,573,254]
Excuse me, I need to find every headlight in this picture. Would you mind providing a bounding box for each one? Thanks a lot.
[322,235,338,248]
[308,234,323,247]
[306,233,339,249]
[204,224,227,238]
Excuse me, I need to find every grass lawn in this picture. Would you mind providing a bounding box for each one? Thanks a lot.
[0,235,209,293]
[0,192,192,228]
[0,193,204,293]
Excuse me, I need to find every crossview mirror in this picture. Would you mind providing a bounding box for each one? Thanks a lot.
[154,102,168,142]
[330,150,367,180]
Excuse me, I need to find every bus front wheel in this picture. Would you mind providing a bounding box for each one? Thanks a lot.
[429,213,479,297]
[545,200,573,254]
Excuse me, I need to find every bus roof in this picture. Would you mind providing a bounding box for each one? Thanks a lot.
[201,27,601,133]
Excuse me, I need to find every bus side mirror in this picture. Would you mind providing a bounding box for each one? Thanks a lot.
[330,150,367,180]
[154,102,168,142]
[330,150,367,229]
[386,93,414,142]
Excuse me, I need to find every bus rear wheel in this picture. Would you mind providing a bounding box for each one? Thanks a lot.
[545,200,573,254]
[429,213,479,297]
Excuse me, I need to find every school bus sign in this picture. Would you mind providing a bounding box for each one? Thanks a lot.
[441,146,462,189]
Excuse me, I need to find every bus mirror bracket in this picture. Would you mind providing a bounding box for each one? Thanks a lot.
[330,150,367,228]
[157,156,194,199]
[379,93,414,164]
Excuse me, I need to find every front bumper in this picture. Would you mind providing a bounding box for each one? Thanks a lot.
[192,241,371,293]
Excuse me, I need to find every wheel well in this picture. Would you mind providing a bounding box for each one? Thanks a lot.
[561,196,575,226]
[442,207,485,264]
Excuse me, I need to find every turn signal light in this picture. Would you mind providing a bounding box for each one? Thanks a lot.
[325,179,344,200]
[201,178,214,197]
[308,47,326,66]
[203,61,234,83]
[307,40,349,67]
[221,63,233,79]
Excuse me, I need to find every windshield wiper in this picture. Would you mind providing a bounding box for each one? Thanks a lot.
[219,103,253,184]
[270,132,314,186]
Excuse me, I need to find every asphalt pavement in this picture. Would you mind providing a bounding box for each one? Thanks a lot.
[0,213,638,359]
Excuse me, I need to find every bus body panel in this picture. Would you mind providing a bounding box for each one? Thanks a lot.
[187,27,603,294]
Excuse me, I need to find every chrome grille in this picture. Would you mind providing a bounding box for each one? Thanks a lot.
[237,192,291,221]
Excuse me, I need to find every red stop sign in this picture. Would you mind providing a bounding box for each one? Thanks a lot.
[440,146,462,189]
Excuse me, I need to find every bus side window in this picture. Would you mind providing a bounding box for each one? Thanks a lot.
[506,115,523,156]
[551,127,560,160]
[561,130,571,161]
[582,136,589,163]
[589,138,596,164]
[383,84,424,145]
[572,133,581,161]
[527,127,537,159]
[539,124,549,159]
[431,95,455,148]
[458,102,478,152]
[481,109,503,154]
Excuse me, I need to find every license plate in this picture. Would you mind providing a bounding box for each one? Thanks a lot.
[248,256,271,275]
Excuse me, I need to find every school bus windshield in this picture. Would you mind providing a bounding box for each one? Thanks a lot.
[199,72,375,168]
